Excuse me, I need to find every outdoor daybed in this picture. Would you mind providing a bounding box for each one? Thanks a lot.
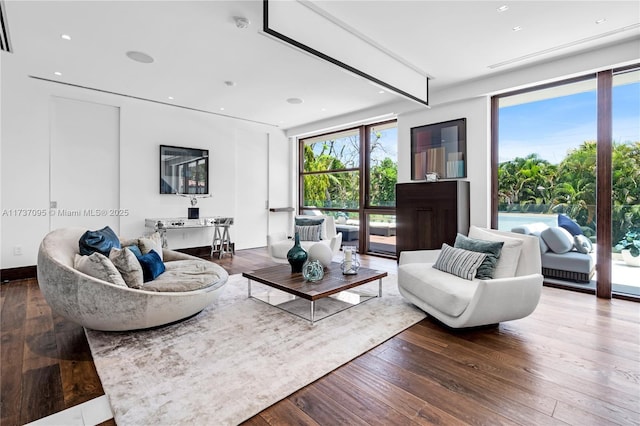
[511,221,595,283]
[37,227,228,331]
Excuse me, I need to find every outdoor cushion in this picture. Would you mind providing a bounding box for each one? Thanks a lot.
[541,227,574,254]
[558,214,583,236]
[542,251,594,274]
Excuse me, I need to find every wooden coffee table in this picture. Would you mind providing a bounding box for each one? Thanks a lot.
[242,263,387,324]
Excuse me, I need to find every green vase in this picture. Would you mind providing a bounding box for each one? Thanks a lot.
[287,232,308,273]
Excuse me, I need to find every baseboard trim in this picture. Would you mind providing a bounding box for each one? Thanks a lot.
[1,265,37,282]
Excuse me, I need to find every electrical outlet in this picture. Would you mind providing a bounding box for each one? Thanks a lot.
[13,246,23,256]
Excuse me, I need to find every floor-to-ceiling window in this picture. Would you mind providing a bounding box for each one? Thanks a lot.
[612,67,640,295]
[299,120,398,257]
[493,65,639,299]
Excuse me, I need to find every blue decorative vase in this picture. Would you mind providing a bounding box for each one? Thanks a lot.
[287,232,308,273]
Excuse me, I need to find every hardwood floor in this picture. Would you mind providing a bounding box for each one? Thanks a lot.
[1,248,639,425]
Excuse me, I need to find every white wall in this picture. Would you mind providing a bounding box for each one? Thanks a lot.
[1,52,290,269]
[397,97,491,227]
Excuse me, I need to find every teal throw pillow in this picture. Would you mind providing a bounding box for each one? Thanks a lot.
[138,250,165,282]
[454,233,504,279]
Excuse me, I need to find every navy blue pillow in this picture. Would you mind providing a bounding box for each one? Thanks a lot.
[138,250,165,282]
[79,226,121,256]
[558,214,583,236]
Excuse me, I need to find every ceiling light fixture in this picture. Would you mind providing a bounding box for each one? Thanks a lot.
[512,26,523,32]
[378,90,385,94]
[168,96,174,100]
[497,5,509,12]
[220,107,225,111]
[61,34,71,40]
[126,51,154,64]
[286,98,303,105]
[234,16,250,29]
[595,18,607,24]
[54,71,62,76]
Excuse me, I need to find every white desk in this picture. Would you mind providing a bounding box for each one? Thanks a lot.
[145,217,232,248]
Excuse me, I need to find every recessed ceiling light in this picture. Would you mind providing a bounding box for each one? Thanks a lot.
[497,5,509,12]
[126,51,154,64]
[61,34,71,40]
[286,98,304,104]
[378,90,385,94]
[54,71,62,76]
[220,107,225,111]
[320,108,326,112]
[595,18,607,24]
[512,25,523,32]
[168,96,174,100]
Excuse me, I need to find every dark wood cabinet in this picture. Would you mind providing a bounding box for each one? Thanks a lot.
[396,181,470,257]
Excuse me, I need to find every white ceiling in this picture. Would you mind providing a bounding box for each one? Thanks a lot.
[4,1,640,130]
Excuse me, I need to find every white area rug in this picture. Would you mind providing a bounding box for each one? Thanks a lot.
[85,273,426,425]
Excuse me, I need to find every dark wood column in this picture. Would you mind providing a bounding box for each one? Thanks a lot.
[596,70,613,299]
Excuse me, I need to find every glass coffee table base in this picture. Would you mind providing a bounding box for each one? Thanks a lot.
[247,280,382,325]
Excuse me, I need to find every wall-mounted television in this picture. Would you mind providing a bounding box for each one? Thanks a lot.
[411,118,466,180]
[160,145,209,194]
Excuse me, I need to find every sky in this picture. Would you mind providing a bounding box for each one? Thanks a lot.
[499,80,640,164]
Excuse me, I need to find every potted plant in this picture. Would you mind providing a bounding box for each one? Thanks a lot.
[614,229,640,267]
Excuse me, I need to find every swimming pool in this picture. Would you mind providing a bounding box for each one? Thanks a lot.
[497,213,557,231]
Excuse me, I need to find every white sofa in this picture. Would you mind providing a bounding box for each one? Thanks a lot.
[37,227,229,331]
[398,226,543,328]
[267,215,343,263]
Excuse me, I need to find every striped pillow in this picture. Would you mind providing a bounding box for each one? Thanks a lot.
[433,244,487,281]
[296,224,322,242]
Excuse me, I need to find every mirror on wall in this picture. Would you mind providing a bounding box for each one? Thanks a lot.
[160,145,209,194]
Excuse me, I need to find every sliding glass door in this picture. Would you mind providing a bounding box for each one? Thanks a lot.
[611,68,640,295]
[493,65,639,298]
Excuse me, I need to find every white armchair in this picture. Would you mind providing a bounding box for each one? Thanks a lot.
[398,226,543,328]
[268,215,343,263]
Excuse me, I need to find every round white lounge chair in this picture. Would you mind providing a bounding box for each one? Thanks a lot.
[37,227,228,331]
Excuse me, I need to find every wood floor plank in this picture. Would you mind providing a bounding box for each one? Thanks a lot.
[20,364,64,424]
[313,371,421,425]
[245,397,320,426]
[353,353,518,425]
[334,362,466,425]
[0,281,28,425]
[289,385,370,426]
[377,342,563,425]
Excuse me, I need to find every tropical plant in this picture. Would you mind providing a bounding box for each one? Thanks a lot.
[614,229,640,257]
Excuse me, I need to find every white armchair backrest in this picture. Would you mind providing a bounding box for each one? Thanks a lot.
[469,226,541,277]
[295,215,337,240]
